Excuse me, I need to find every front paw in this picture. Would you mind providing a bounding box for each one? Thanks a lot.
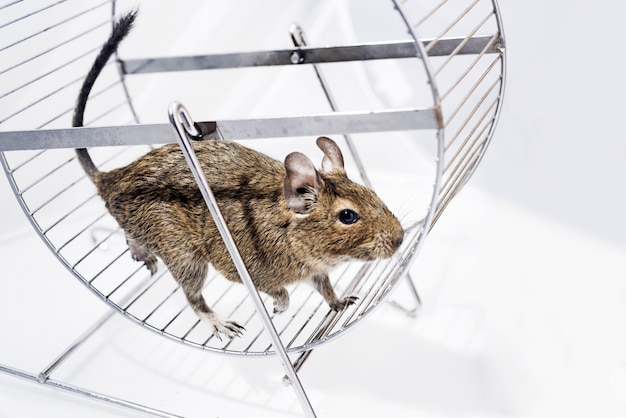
[272,288,290,314]
[142,255,159,275]
[329,295,359,312]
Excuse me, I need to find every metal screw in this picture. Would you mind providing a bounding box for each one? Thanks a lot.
[290,50,304,64]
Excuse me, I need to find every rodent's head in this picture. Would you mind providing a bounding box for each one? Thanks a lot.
[283,137,404,264]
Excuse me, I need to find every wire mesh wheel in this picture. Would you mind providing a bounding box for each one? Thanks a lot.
[0,0,505,358]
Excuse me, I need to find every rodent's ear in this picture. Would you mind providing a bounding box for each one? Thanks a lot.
[316,136,345,173]
[283,152,320,214]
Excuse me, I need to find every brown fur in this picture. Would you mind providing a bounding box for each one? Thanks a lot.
[74,12,404,338]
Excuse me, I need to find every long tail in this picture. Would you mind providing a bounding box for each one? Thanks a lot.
[74,10,137,180]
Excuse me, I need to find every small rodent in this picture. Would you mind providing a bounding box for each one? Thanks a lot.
[73,11,404,338]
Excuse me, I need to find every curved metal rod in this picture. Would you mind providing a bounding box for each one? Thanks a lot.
[389,0,446,289]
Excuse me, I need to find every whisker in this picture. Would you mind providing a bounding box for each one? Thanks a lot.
[395,199,424,230]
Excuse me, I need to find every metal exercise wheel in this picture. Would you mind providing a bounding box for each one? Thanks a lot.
[0,1,505,416]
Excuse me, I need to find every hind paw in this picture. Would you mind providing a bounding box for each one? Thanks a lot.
[128,239,158,274]
[212,319,246,340]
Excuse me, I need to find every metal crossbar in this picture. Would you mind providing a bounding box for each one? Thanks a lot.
[0,108,439,151]
[122,36,500,74]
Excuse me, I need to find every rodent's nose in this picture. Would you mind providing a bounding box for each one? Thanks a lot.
[393,234,404,249]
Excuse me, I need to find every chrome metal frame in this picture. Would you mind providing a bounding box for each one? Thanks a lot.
[0,1,506,416]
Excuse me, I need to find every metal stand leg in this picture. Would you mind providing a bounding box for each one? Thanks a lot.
[169,102,317,418]
[37,309,117,383]
[0,363,181,418]
[388,273,422,318]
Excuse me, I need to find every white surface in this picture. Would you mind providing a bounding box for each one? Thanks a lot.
[2,0,626,417]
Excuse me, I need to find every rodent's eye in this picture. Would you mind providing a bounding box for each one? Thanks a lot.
[338,209,360,225]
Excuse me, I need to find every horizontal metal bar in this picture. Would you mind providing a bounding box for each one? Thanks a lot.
[123,36,499,74]
[214,108,439,139]
[0,364,181,418]
[0,108,439,151]
[0,124,170,151]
